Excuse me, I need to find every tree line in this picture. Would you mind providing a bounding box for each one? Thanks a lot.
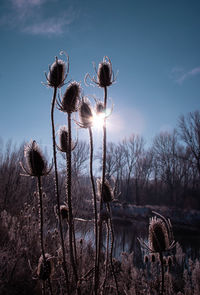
[1,110,200,215]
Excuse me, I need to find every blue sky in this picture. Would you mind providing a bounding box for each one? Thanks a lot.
[0,0,200,153]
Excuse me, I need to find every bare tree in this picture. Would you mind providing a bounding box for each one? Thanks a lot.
[179,110,200,177]
[152,130,185,206]
[120,134,145,202]
[134,149,153,205]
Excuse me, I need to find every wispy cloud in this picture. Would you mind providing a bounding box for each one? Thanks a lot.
[23,16,72,35]
[170,66,200,84]
[0,0,77,36]
[11,0,46,9]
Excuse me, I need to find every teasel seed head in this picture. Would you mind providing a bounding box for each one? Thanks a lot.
[57,81,81,113]
[37,253,53,281]
[97,178,114,203]
[60,205,69,221]
[57,125,77,152]
[57,126,69,153]
[21,140,52,177]
[97,57,113,87]
[149,217,169,253]
[45,51,69,88]
[85,56,117,88]
[148,212,176,253]
[138,212,176,255]
[47,58,66,88]
[77,97,93,128]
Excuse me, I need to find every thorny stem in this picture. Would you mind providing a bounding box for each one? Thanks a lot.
[159,252,164,295]
[107,203,120,295]
[102,222,110,295]
[88,127,98,295]
[97,86,108,292]
[66,113,80,295]
[51,87,70,293]
[37,176,53,295]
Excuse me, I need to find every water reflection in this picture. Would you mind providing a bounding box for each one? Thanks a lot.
[75,218,200,266]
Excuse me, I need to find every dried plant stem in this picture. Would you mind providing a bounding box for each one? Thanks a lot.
[88,127,98,295]
[42,281,46,295]
[66,113,80,295]
[159,252,165,295]
[51,87,69,293]
[107,203,119,295]
[97,86,108,292]
[37,176,53,295]
[102,222,110,295]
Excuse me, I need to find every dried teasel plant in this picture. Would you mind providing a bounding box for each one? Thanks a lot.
[44,51,69,88]
[20,141,53,294]
[44,51,70,293]
[57,125,77,153]
[85,56,118,295]
[138,211,177,295]
[76,96,101,295]
[138,211,176,254]
[85,56,117,88]
[77,96,94,129]
[20,140,52,177]
[57,80,81,294]
[57,81,81,114]
[97,178,114,203]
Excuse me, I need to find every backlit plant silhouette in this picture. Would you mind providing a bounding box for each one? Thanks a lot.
[18,52,183,295]
[138,211,176,295]
[20,140,53,294]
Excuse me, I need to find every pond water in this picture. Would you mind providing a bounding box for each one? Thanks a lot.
[75,218,200,267]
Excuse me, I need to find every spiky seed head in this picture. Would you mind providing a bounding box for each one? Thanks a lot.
[60,205,69,221]
[149,216,170,253]
[78,97,93,128]
[60,82,81,113]
[97,59,112,87]
[58,126,69,152]
[24,141,49,177]
[97,179,114,203]
[37,254,52,281]
[47,58,66,88]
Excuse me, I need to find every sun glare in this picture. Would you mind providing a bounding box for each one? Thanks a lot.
[92,112,105,129]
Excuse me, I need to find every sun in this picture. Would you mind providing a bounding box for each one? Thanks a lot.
[92,112,105,130]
